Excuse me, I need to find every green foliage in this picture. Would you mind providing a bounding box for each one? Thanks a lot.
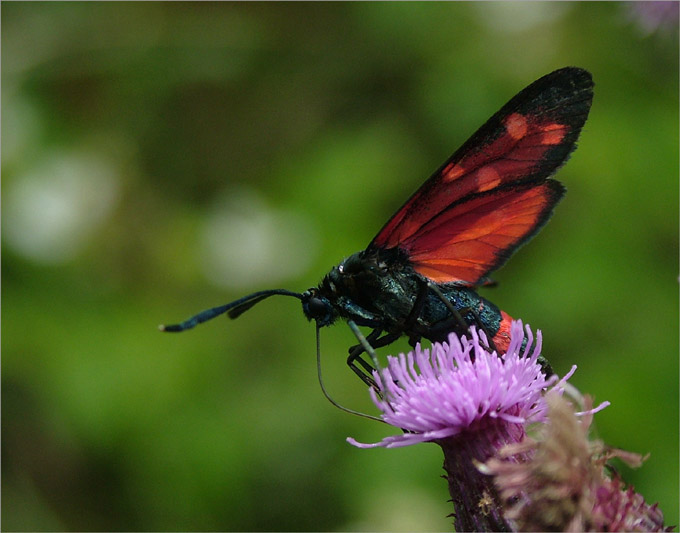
[3,2,677,530]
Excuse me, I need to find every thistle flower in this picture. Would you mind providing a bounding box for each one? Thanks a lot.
[347,321,669,532]
[347,321,580,449]
[482,392,671,532]
[348,321,596,531]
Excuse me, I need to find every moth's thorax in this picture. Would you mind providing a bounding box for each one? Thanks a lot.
[320,249,404,301]
[324,250,383,290]
[308,249,418,327]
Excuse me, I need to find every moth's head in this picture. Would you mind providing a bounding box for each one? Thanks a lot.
[302,288,336,327]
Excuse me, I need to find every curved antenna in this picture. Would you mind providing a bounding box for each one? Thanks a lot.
[160,289,303,332]
[315,324,385,423]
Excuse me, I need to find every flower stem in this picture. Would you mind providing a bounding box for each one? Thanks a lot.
[439,421,524,532]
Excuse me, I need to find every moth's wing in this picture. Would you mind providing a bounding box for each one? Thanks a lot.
[369,67,593,285]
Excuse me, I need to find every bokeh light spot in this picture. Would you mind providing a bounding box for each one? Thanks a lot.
[200,188,319,289]
[4,150,120,264]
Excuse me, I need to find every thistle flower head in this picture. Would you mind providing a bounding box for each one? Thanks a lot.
[344,320,667,532]
[348,321,579,449]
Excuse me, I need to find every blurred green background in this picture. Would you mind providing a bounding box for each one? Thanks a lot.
[2,2,678,531]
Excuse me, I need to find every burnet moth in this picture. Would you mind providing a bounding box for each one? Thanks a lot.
[162,67,593,391]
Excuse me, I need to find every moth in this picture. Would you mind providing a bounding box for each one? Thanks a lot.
[162,67,594,387]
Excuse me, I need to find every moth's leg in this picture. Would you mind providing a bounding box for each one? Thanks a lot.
[537,355,554,377]
[315,324,385,423]
[407,335,422,348]
[403,280,430,329]
[347,328,382,377]
[346,323,412,433]
[347,326,400,389]
[346,280,430,384]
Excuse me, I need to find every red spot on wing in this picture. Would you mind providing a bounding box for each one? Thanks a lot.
[476,166,501,192]
[374,118,568,250]
[505,113,528,139]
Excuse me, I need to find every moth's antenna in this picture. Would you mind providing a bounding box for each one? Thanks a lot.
[315,324,384,423]
[160,289,303,332]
